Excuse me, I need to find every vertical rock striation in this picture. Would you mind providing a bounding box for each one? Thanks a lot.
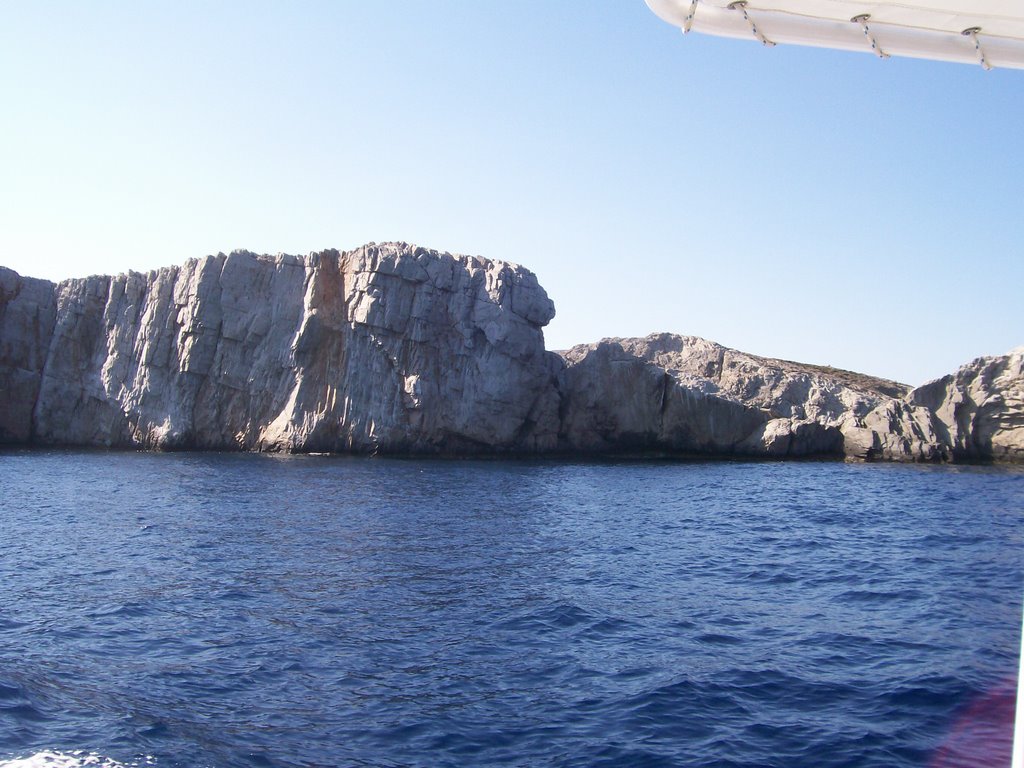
[5,244,558,453]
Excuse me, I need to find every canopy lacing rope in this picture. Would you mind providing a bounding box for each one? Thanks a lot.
[852,14,889,59]
[962,27,993,70]
[727,1,775,46]
[683,0,699,33]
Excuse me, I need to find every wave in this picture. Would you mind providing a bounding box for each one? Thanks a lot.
[0,752,154,768]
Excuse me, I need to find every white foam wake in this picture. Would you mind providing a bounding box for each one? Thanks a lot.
[0,752,154,768]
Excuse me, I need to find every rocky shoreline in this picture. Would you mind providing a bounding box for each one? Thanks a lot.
[2,244,1021,462]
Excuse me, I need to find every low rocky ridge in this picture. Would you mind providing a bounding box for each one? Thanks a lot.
[1,245,1021,461]
[557,334,984,461]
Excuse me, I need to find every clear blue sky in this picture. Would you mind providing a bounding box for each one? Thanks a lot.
[1,1,1021,385]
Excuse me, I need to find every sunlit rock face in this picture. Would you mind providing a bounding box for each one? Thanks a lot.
[6,244,559,453]
[909,348,1024,463]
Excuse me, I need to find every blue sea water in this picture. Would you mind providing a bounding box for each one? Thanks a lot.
[0,452,1020,768]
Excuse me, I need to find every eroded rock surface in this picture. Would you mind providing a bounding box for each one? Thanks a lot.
[558,334,872,458]
[4,244,558,453]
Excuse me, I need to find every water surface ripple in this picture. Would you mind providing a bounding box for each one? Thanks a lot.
[0,452,1020,767]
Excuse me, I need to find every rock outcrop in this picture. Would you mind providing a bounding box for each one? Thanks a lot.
[1,245,1021,462]
[554,333,945,460]
[908,348,1024,462]
[1,244,558,453]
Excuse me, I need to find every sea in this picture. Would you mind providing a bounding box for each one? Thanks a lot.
[0,451,1020,768]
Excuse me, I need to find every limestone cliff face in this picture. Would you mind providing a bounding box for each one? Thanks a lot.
[2,244,558,453]
[1,246,1021,462]
[908,348,1024,462]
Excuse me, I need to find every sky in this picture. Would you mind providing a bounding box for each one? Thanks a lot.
[1,1,1021,386]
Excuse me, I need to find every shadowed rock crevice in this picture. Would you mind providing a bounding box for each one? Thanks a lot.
[0,267,58,442]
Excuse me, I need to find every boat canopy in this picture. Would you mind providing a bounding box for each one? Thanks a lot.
[645,0,1024,69]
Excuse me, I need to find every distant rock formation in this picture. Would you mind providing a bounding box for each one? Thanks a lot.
[1,245,1021,462]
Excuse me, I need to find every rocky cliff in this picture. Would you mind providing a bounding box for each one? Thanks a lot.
[1,245,1021,462]
[1,244,558,453]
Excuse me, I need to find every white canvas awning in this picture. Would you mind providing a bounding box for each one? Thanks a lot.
[645,0,1024,69]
